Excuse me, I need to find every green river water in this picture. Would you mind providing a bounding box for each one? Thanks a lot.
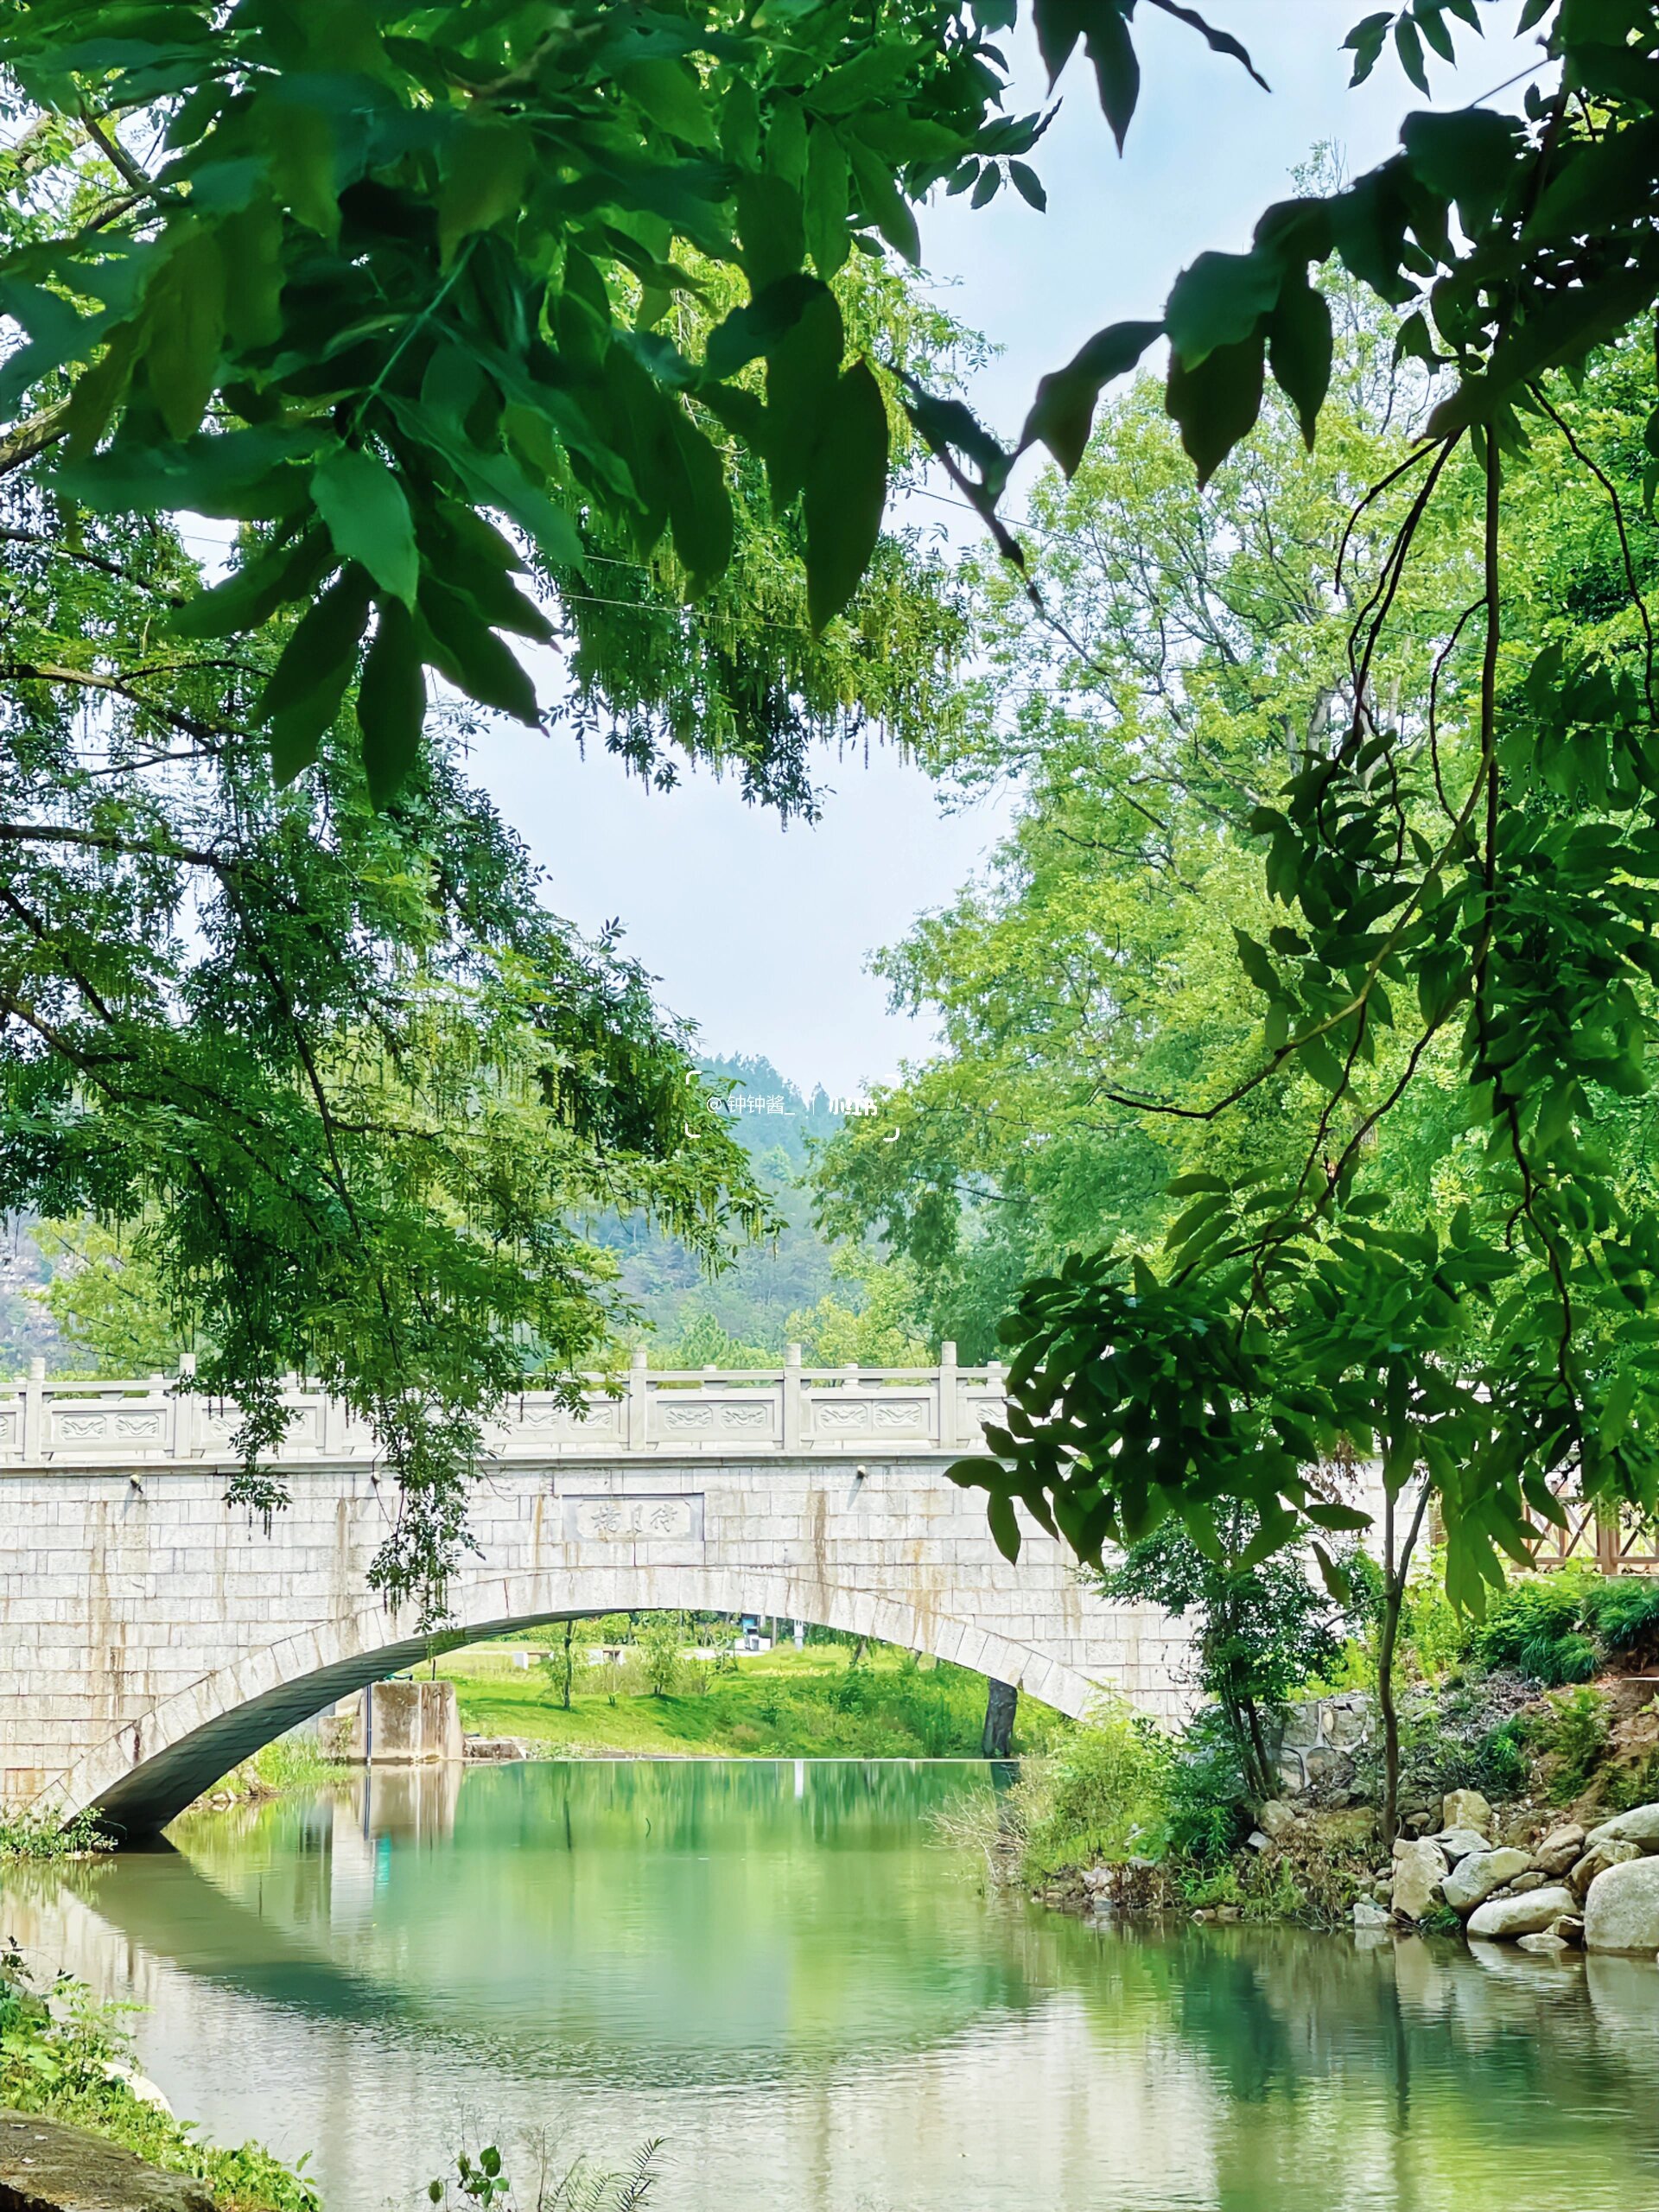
[4,1759,1659,2211]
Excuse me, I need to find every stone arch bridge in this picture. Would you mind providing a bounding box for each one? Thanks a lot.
[0,1353,1186,1837]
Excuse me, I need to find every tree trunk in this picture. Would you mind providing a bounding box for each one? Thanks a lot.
[560,1618,575,1711]
[1378,1482,1432,1847]
[1243,1697,1274,1806]
[981,1677,1018,1759]
[1378,1545,1402,1848]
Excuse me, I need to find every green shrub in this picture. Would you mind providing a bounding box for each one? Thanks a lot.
[1591,1576,1659,1666]
[1012,1698,1173,1881]
[0,1956,317,2211]
[1468,1570,1604,1686]
[246,1730,343,1792]
[1465,1570,1659,1688]
[0,1807,111,1861]
[1530,1684,1611,1803]
[1401,1561,1471,1683]
[1163,1711,1249,1867]
[1607,1750,1659,1812]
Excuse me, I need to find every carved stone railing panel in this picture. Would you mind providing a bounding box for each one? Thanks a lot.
[804,1391,931,1440]
[484,1395,625,1453]
[0,1348,1007,1468]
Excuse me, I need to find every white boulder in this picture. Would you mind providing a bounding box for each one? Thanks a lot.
[1466,1885,1578,1940]
[1584,1856,1659,1954]
[1431,1827,1497,1866]
[1443,1847,1533,1916]
[1441,1789,1494,1837]
[1584,1802,1659,1854]
[1532,1824,1586,1878]
[1390,1840,1447,1922]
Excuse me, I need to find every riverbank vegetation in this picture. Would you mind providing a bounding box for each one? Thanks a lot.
[950,1566,1659,1930]
[194,1730,352,1815]
[0,1955,319,2211]
[442,1631,1065,1761]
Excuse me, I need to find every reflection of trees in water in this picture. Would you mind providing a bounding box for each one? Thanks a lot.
[1049,1920,1659,2205]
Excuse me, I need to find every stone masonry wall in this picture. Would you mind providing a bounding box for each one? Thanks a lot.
[1273,1693,1375,1798]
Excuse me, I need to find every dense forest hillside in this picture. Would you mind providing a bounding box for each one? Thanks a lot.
[602,1055,865,1363]
[2,1055,913,1377]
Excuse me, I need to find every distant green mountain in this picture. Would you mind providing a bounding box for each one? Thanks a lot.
[598,1055,861,1361]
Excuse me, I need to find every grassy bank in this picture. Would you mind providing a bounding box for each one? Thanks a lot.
[436,1639,1065,1759]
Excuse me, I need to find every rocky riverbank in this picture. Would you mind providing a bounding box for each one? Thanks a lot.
[1021,1677,1659,1960]
[1376,1785,1659,1953]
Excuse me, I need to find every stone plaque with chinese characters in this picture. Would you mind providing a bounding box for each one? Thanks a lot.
[563,1494,704,1545]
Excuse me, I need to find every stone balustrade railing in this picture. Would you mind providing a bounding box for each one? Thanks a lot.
[0,1345,1007,1469]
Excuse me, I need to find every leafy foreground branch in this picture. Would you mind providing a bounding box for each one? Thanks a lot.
[921,3,1659,1802]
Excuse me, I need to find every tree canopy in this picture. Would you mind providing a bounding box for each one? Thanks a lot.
[12,0,1659,1622]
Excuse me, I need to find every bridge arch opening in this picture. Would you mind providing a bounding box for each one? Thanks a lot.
[58,1566,1103,1839]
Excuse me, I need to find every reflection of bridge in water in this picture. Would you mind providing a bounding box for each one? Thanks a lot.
[0,1356,1189,1834]
[3,1764,1048,2080]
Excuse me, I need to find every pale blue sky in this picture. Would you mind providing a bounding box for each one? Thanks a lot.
[473,3,1543,1097]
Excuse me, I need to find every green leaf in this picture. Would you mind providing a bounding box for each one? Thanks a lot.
[437,119,533,268]
[1402,108,1523,235]
[736,174,805,289]
[143,225,226,442]
[1033,0,1090,86]
[270,653,353,786]
[1165,1173,1229,1198]
[664,409,734,594]
[1007,160,1047,212]
[260,566,372,722]
[1086,2,1139,152]
[1267,275,1332,447]
[1147,0,1269,92]
[804,123,851,276]
[987,1489,1023,1563]
[60,320,141,461]
[620,59,717,149]
[804,359,888,632]
[1311,1542,1354,1603]
[1165,329,1265,485]
[1416,1,1455,61]
[168,527,333,639]
[218,193,284,349]
[417,580,539,724]
[702,274,826,383]
[1303,1499,1371,1532]
[720,74,760,168]
[356,601,427,809]
[1018,319,1162,473]
[1394,15,1430,92]
[766,288,845,508]
[253,94,338,240]
[842,134,921,264]
[425,509,555,643]
[766,95,808,187]
[312,446,419,609]
[970,164,1001,208]
[1165,249,1281,368]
